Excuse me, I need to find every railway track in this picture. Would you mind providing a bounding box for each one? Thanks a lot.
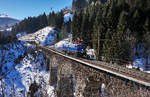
[25,41,150,87]
[38,46,150,87]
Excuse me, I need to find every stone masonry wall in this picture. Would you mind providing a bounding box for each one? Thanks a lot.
[44,51,150,97]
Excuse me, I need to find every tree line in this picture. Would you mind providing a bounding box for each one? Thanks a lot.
[12,11,64,34]
[72,0,150,63]
[0,10,67,44]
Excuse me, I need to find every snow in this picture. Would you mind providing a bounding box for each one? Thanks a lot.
[6,27,12,31]
[0,26,60,97]
[16,32,27,38]
[0,41,26,75]
[54,38,71,50]
[0,13,17,20]
[126,64,133,69]
[64,13,73,23]
[0,14,10,18]
[19,26,57,46]
[133,58,146,71]
[0,14,19,29]
[0,41,55,97]
[86,49,96,60]
[132,43,150,73]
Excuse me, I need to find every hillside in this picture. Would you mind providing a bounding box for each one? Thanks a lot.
[0,40,55,97]
[19,26,58,46]
[0,14,19,30]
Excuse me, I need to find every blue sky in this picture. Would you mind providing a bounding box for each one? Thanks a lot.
[0,0,72,20]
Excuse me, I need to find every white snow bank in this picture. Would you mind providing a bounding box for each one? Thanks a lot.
[64,13,73,23]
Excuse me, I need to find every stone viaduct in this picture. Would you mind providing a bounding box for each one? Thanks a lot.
[39,46,150,97]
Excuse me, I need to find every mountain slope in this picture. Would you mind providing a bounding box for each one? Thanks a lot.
[0,41,55,97]
[0,14,19,29]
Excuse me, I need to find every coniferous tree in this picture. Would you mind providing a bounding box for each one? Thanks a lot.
[70,0,150,65]
[144,18,150,53]
[93,8,104,60]
[56,11,64,29]
[72,12,78,41]
[48,11,56,26]
[72,11,83,41]
[77,11,83,40]
[111,11,131,64]
[81,12,90,45]
[39,13,48,28]
[103,29,113,62]
[60,22,67,40]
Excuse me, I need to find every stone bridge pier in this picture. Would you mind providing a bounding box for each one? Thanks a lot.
[44,51,150,97]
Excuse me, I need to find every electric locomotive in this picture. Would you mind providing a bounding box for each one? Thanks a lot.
[62,41,86,57]
[61,40,96,59]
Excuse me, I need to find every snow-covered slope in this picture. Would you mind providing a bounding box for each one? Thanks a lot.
[19,26,57,46]
[0,41,26,75]
[0,41,55,97]
[64,13,73,23]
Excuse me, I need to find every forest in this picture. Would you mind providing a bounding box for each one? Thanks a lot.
[72,0,150,63]
[1,0,150,64]
[12,11,64,34]
[0,10,65,44]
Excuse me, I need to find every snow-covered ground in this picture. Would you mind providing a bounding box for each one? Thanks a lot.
[0,25,64,97]
[0,41,55,97]
[64,13,73,23]
[0,41,26,75]
[16,32,27,38]
[132,43,150,73]
[0,26,58,97]
[19,26,57,46]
